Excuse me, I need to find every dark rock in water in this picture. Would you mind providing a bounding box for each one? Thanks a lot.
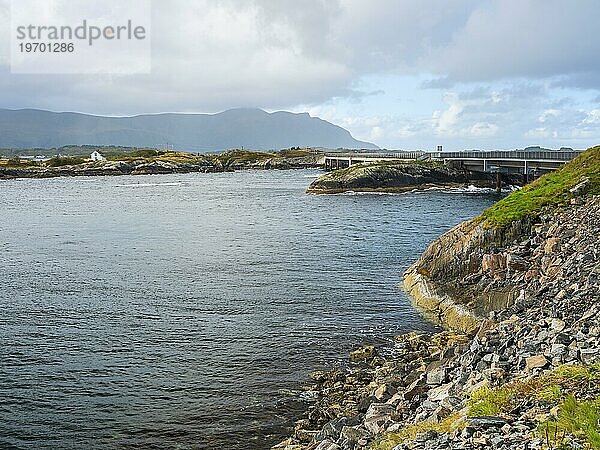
[349,345,377,362]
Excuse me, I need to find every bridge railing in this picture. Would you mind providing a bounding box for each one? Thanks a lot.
[324,151,426,160]
[439,150,582,161]
[324,149,583,163]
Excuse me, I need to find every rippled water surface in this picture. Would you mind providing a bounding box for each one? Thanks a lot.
[0,170,500,449]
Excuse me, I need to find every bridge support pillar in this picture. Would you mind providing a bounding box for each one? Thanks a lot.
[496,171,502,193]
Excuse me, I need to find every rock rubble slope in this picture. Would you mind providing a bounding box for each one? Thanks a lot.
[274,146,600,450]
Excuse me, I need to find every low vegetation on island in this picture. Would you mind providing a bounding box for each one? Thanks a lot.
[306,159,523,194]
[0,146,322,179]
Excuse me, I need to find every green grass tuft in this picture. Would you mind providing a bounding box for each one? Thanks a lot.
[464,364,600,448]
[467,385,512,417]
[537,385,563,403]
[466,364,600,418]
[369,413,466,450]
[539,395,600,449]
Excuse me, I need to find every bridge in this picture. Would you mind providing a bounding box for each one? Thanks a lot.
[439,149,582,179]
[323,149,582,181]
[323,151,427,171]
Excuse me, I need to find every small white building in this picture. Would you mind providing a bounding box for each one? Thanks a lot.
[90,151,106,161]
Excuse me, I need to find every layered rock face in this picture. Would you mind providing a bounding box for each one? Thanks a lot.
[273,196,599,450]
[307,163,522,194]
[404,195,598,334]
[402,216,533,333]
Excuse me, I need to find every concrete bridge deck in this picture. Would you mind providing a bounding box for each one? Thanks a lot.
[438,150,582,176]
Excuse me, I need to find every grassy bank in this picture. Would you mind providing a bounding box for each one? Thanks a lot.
[482,145,600,228]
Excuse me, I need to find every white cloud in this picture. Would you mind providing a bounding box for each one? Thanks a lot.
[1,1,600,150]
[2,0,600,115]
[426,1,600,84]
[433,92,500,138]
[434,93,464,135]
[469,122,498,137]
[538,109,560,123]
[368,126,384,141]
[582,109,600,124]
[526,127,553,139]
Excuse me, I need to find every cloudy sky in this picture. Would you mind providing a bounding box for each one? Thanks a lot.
[1,0,600,150]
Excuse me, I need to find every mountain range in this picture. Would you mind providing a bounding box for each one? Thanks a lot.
[0,108,377,151]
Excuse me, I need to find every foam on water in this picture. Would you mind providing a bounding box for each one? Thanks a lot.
[115,182,185,187]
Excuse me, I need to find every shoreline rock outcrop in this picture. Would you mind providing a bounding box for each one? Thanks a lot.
[273,146,599,450]
[403,216,531,333]
[0,151,322,180]
[306,162,522,194]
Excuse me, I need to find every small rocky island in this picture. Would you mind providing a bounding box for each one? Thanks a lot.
[306,161,523,194]
[0,148,322,179]
[275,146,600,450]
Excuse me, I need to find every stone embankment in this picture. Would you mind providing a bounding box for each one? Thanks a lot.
[307,162,522,194]
[274,154,599,449]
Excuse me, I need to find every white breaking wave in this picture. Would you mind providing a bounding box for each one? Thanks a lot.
[115,182,184,187]
[327,184,521,196]
[334,190,403,196]
[414,184,521,194]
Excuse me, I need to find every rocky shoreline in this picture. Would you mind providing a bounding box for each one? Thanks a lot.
[0,152,322,180]
[274,148,599,450]
[306,162,523,194]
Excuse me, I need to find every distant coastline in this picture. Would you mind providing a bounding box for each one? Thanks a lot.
[0,107,377,151]
[0,148,323,180]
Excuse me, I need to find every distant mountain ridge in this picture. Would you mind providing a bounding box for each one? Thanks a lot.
[0,108,377,151]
